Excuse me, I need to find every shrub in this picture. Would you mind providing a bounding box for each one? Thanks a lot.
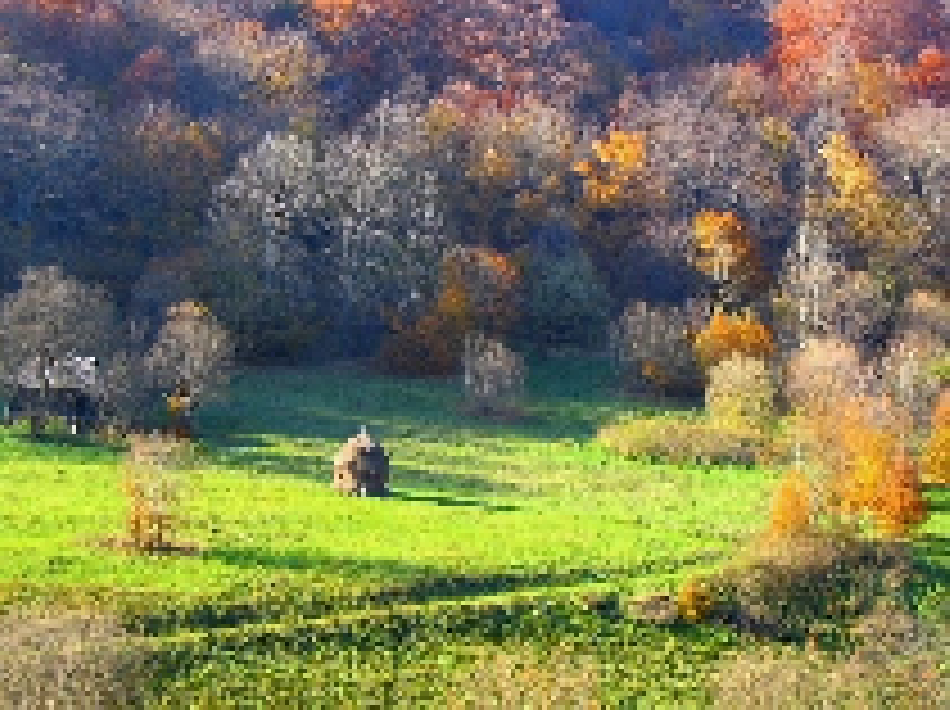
[445,643,602,709]
[609,300,705,399]
[708,529,915,641]
[597,416,765,467]
[704,353,777,436]
[678,576,714,623]
[123,430,197,550]
[0,607,150,709]
[461,332,527,418]
[764,468,814,539]
[711,619,949,710]
[785,395,927,538]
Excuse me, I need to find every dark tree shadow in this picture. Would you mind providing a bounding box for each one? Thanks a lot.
[386,490,520,512]
[138,546,720,635]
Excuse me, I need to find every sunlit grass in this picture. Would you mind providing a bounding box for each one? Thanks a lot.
[0,353,946,707]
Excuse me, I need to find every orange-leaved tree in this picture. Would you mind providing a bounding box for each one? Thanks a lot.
[378,247,524,377]
[691,209,769,306]
[767,0,944,112]
[806,395,929,538]
[819,132,929,252]
[691,306,776,371]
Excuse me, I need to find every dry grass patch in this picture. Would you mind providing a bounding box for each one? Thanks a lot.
[445,643,603,709]
[0,606,152,709]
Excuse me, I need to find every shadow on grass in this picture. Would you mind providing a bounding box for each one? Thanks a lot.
[386,490,520,512]
[0,426,122,462]
[135,547,730,637]
[196,435,524,497]
[198,356,695,455]
[388,465,522,496]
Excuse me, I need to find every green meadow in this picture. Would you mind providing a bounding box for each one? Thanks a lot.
[2,355,948,708]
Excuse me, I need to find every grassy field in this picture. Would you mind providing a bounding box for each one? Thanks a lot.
[1,354,947,708]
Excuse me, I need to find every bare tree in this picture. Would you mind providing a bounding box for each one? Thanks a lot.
[0,266,118,394]
[144,301,234,411]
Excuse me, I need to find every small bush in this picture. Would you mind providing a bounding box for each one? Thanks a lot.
[705,353,777,435]
[764,468,814,539]
[0,607,150,709]
[708,529,915,641]
[445,643,602,709]
[597,416,765,467]
[461,332,527,417]
[123,431,197,550]
[677,576,714,623]
[711,607,948,710]
[786,394,927,537]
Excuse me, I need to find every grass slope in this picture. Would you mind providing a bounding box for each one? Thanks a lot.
[0,354,947,707]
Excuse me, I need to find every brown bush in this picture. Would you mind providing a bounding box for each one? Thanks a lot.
[122,431,197,551]
[678,576,714,623]
[711,606,948,710]
[704,353,778,436]
[709,529,915,641]
[597,417,765,467]
[784,393,926,537]
[461,332,527,417]
[445,643,602,709]
[764,468,814,539]
[0,607,151,709]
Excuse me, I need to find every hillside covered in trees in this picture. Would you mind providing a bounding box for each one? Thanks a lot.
[0,0,947,372]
